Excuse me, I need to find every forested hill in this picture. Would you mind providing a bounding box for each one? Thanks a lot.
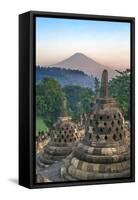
[36,66,95,89]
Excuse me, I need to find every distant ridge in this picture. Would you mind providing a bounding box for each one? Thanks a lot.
[36,67,94,89]
[51,52,116,79]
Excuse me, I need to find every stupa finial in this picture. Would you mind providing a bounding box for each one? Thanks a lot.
[61,96,68,117]
[100,69,108,98]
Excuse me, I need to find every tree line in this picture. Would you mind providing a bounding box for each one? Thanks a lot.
[36,69,131,131]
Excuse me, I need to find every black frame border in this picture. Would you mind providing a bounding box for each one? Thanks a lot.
[19,11,135,189]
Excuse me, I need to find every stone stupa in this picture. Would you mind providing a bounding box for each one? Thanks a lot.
[37,97,81,167]
[61,70,130,180]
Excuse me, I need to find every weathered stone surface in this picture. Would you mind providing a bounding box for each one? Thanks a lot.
[100,70,108,98]
[37,98,82,168]
[61,70,130,181]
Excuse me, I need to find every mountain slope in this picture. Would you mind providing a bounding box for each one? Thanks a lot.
[36,67,94,89]
[52,52,115,79]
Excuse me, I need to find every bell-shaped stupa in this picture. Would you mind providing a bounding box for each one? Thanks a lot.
[38,97,81,167]
[61,70,130,180]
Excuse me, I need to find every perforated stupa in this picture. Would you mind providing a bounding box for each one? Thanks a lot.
[61,70,130,180]
[38,97,81,166]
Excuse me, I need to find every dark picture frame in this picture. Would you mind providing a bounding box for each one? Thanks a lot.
[19,11,135,189]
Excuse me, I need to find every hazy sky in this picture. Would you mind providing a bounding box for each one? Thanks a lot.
[36,17,130,68]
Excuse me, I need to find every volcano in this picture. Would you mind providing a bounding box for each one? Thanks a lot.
[51,53,116,79]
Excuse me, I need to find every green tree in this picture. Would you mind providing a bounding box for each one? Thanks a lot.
[109,69,130,119]
[63,85,94,120]
[36,77,65,127]
[94,77,100,98]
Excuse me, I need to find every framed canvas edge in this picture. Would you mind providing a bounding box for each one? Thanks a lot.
[19,11,135,189]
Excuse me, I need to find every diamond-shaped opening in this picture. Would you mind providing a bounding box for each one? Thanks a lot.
[96,135,100,140]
